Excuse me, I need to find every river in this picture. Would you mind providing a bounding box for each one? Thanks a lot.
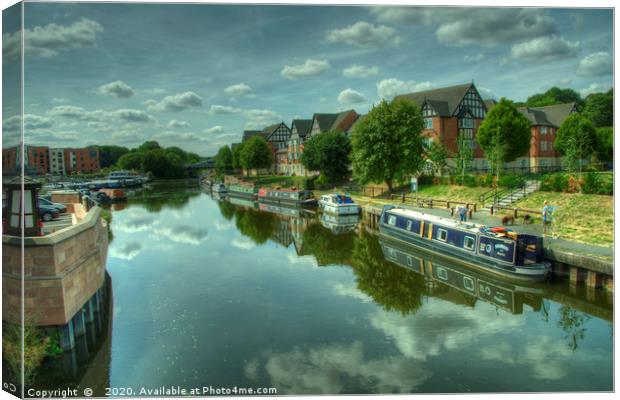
[31,182,613,394]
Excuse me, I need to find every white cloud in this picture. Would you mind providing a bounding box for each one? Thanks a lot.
[209,105,243,114]
[377,78,433,100]
[477,86,498,100]
[3,18,103,59]
[326,21,400,48]
[337,88,367,104]
[204,125,224,134]
[244,109,281,130]
[343,64,380,78]
[510,36,579,62]
[110,242,142,260]
[98,80,135,98]
[464,53,485,62]
[167,119,190,129]
[48,105,155,125]
[224,82,255,98]
[51,97,66,104]
[154,131,208,143]
[281,59,330,79]
[372,7,556,47]
[576,52,612,77]
[147,91,203,112]
[4,114,56,133]
[579,82,612,97]
[232,238,255,250]
[151,224,208,245]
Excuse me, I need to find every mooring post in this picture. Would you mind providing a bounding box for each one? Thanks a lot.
[586,271,601,289]
[569,267,580,286]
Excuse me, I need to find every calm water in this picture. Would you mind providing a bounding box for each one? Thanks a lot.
[33,183,613,394]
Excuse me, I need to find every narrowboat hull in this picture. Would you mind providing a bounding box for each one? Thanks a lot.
[227,190,257,200]
[378,224,550,283]
[258,196,317,207]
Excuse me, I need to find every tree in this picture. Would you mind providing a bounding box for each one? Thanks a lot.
[477,98,531,178]
[301,131,351,183]
[351,99,426,192]
[240,136,273,173]
[523,87,584,108]
[214,145,233,175]
[232,143,245,170]
[426,141,449,176]
[97,145,129,168]
[594,127,613,163]
[117,151,144,170]
[555,113,597,172]
[455,135,473,177]
[138,140,161,152]
[583,89,613,128]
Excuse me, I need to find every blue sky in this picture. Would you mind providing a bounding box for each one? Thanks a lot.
[2,3,614,156]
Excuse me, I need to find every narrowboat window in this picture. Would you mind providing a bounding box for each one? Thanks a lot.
[406,256,413,267]
[387,215,397,226]
[436,266,448,281]
[463,277,475,292]
[387,247,397,260]
[464,236,475,250]
[437,228,448,242]
[406,220,413,231]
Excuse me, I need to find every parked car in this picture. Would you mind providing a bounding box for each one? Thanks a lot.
[38,197,67,214]
[38,204,60,222]
[92,191,111,204]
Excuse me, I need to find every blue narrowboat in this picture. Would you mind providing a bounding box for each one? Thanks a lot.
[379,205,551,282]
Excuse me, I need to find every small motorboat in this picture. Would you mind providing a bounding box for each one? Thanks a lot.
[319,193,360,215]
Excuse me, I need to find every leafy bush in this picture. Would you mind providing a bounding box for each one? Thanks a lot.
[302,176,316,190]
[582,172,612,195]
[539,173,569,192]
[498,174,525,189]
[454,174,476,187]
[417,174,434,185]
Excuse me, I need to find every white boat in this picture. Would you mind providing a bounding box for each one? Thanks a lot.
[211,183,227,193]
[318,193,360,215]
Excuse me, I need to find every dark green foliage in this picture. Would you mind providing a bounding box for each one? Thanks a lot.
[583,89,613,128]
[240,136,273,172]
[454,174,477,187]
[555,113,597,172]
[498,173,525,189]
[351,98,426,192]
[426,141,449,175]
[523,87,584,108]
[582,172,613,195]
[117,151,144,170]
[96,145,130,168]
[214,145,233,175]
[138,140,161,152]
[232,142,245,169]
[301,223,354,266]
[235,207,277,244]
[477,98,531,177]
[539,174,569,192]
[301,130,351,183]
[594,127,613,163]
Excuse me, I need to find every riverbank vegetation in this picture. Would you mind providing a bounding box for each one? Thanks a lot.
[115,141,202,179]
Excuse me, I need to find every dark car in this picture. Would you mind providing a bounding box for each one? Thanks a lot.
[38,203,60,222]
[38,197,67,214]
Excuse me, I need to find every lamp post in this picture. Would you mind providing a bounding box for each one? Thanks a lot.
[3,176,42,237]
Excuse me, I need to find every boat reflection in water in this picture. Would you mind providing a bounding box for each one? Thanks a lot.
[320,213,361,235]
[379,237,545,315]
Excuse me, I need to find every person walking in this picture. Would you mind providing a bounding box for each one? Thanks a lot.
[458,205,467,222]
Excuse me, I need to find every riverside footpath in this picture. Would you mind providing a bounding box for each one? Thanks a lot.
[361,201,613,292]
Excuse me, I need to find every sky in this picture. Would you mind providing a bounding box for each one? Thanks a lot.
[1,2,614,156]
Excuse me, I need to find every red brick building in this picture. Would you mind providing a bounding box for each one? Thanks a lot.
[63,147,101,174]
[2,147,18,175]
[26,146,51,175]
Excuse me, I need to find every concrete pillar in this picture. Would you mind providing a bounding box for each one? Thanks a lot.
[59,322,75,351]
[569,267,581,286]
[585,271,601,289]
[73,309,86,337]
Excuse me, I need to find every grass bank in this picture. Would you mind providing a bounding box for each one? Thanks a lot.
[514,191,613,247]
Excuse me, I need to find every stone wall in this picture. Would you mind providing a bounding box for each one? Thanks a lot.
[2,206,108,326]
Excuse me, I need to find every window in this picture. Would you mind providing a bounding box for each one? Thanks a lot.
[387,215,397,226]
[424,118,433,129]
[424,137,433,148]
[436,266,448,281]
[464,236,475,250]
[406,256,414,267]
[463,277,475,292]
[406,220,413,230]
[437,228,448,242]
[540,141,548,151]
[387,247,397,261]
[540,126,548,135]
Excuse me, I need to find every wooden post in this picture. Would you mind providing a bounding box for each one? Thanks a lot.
[402,192,405,203]
[569,267,580,286]
[586,270,601,289]
[513,208,518,219]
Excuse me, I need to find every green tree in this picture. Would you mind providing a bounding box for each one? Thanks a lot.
[214,145,233,175]
[555,113,597,172]
[594,127,613,163]
[138,140,161,152]
[117,151,144,170]
[141,148,169,177]
[583,89,613,128]
[301,131,351,183]
[232,143,245,170]
[97,145,130,168]
[455,135,473,177]
[426,140,449,176]
[300,222,354,266]
[240,136,273,173]
[524,87,584,108]
[477,98,531,178]
[351,99,426,192]
[235,207,277,244]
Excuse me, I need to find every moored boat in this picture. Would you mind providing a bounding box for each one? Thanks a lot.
[379,205,551,282]
[211,183,227,193]
[319,193,360,215]
[257,187,317,207]
[320,212,360,234]
[227,183,258,199]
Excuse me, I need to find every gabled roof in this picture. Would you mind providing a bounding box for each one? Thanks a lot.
[517,102,576,128]
[242,130,262,142]
[261,122,290,142]
[483,99,497,112]
[330,110,359,132]
[291,119,313,138]
[312,113,339,132]
[394,83,475,117]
